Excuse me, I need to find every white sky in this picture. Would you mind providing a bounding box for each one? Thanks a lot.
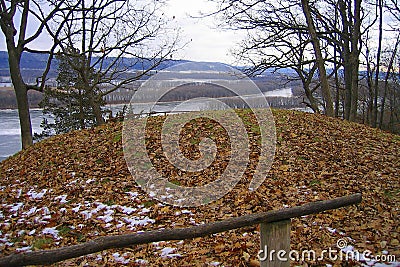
[0,0,241,64]
[165,0,241,64]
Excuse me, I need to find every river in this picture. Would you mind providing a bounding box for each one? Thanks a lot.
[0,102,198,162]
[0,88,296,162]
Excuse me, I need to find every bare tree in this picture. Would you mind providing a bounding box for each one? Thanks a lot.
[52,0,179,126]
[210,0,337,115]
[300,0,334,116]
[211,0,374,121]
[0,0,76,148]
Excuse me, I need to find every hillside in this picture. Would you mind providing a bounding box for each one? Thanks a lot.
[0,109,399,266]
[0,51,192,76]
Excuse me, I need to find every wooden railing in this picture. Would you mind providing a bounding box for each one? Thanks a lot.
[0,193,362,267]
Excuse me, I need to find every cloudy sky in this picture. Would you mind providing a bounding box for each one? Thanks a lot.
[0,0,242,64]
[165,0,242,64]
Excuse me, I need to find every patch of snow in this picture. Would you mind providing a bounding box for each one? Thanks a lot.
[41,207,50,215]
[126,191,139,198]
[135,259,148,265]
[28,229,36,235]
[116,221,125,228]
[72,204,81,213]
[86,178,95,184]
[119,206,136,215]
[210,262,221,266]
[16,246,32,252]
[112,252,130,264]
[9,202,23,214]
[123,216,155,229]
[42,227,60,239]
[0,237,12,246]
[42,215,51,220]
[55,195,68,204]
[27,189,47,199]
[16,189,22,198]
[23,207,37,216]
[97,214,114,223]
[81,210,94,220]
[181,209,192,214]
[326,227,336,233]
[160,247,180,258]
[139,208,150,214]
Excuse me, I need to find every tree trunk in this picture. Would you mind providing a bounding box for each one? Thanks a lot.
[15,85,33,148]
[301,0,334,117]
[304,87,320,113]
[371,0,383,127]
[349,0,362,122]
[7,47,33,148]
[88,91,105,126]
[379,34,399,129]
[92,100,105,125]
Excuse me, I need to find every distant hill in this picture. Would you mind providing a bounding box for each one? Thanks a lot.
[0,51,195,76]
[0,51,53,70]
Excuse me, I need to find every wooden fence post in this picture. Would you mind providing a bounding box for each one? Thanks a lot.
[260,219,291,267]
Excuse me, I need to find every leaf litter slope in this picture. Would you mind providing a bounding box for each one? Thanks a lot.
[0,109,399,266]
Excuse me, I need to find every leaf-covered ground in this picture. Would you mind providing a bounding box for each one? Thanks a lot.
[0,109,399,266]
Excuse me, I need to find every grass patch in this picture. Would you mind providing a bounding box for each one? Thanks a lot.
[143,200,156,208]
[113,132,122,143]
[309,179,321,186]
[32,238,53,250]
[56,225,72,236]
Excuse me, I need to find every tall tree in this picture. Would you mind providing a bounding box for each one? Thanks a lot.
[0,0,76,148]
[211,0,366,121]
[211,0,335,115]
[38,48,101,137]
[53,0,179,126]
[301,0,334,117]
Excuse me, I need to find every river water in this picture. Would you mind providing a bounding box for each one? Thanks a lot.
[0,105,127,162]
[0,102,197,162]
[0,88,295,162]
[0,109,45,162]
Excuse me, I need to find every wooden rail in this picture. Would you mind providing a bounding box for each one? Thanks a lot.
[0,193,362,267]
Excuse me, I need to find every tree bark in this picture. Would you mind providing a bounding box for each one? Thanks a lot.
[349,0,362,122]
[371,0,383,127]
[301,0,334,117]
[379,34,400,129]
[5,35,33,148]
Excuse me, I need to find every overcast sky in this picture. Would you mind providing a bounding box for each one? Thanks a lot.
[0,0,241,64]
[165,0,241,64]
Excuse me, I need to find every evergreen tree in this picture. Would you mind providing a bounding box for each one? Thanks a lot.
[37,48,104,139]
